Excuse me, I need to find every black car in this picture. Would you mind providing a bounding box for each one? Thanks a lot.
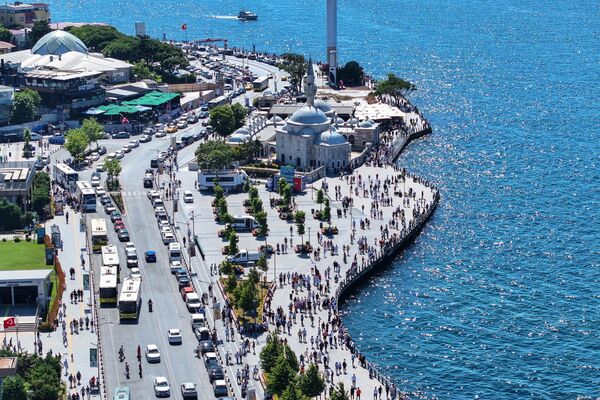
[150,159,159,168]
[206,359,224,382]
[97,146,107,155]
[117,228,130,242]
[112,131,130,139]
[198,340,215,354]
[178,275,191,288]
[99,194,111,205]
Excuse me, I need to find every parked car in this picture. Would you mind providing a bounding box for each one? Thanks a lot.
[181,382,198,399]
[112,131,131,139]
[140,134,152,143]
[49,135,65,145]
[97,146,107,155]
[117,228,130,242]
[183,190,194,203]
[110,211,122,222]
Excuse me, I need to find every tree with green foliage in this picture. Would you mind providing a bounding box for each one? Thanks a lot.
[234,279,258,318]
[231,103,248,129]
[132,60,162,82]
[104,158,122,189]
[64,128,90,161]
[278,53,307,93]
[196,140,237,170]
[28,356,61,400]
[67,24,124,51]
[31,172,50,219]
[214,183,224,201]
[281,383,308,400]
[209,105,236,137]
[29,20,51,47]
[11,89,41,124]
[279,180,292,208]
[0,25,12,43]
[255,210,268,237]
[228,231,239,256]
[260,333,283,373]
[81,118,104,148]
[329,382,351,400]
[297,364,326,398]
[248,186,258,200]
[102,36,140,61]
[323,199,331,223]
[1,375,27,400]
[336,61,364,86]
[315,189,324,206]
[218,198,229,221]
[0,199,28,230]
[252,197,263,214]
[226,270,237,292]
[248,267,260,285]
[267,353,297,396]
[256,253,268,274]
[22,128,32,158]
[237,139,262,164]
[373,73,416,101]
[295,211,306,243]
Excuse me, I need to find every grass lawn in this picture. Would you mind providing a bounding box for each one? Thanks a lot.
[0,240,47,270]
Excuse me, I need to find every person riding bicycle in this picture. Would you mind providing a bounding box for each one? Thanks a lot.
[137,345,141,360]
[148,299,153,312]
[118,345,124,360]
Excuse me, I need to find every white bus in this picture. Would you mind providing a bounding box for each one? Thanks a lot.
[52,163,79,191]
[198,169,248,191]
[253,76,269,92]
[99,266,118,304]
[208,95,231,109]
[118,278,141,320]
[76,181,97,212]
[101,245,120,278]
[91,219,108,253]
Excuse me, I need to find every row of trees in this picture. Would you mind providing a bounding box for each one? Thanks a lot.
[31,172,50,219]
[195,139,261,170]
[66,25,192,83]
[63,118,104,161]
[260,333,327,400]
[0,350,62,400]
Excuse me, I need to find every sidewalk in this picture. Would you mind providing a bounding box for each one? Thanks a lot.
[42,210,103,400]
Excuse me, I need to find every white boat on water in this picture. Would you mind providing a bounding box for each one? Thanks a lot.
[238,10,258,20]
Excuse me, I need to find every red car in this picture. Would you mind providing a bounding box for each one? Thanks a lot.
[113,221,125,231]
[180,286,194,300]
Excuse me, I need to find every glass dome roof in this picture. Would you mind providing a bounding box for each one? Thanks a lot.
[288,106,328,125]
[32,31,88,56]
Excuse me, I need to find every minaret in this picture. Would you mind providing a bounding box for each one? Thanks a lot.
[304,58,317,107]
[326,0,337,86]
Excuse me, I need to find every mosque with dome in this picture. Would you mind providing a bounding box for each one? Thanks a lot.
[275,60,353,174]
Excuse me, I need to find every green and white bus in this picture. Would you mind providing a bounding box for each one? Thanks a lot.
[91,219,108,253]
[118,278,141,320]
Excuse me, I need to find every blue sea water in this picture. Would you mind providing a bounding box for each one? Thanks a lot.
[46,0,600,398]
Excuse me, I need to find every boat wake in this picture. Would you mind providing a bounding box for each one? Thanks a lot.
[211,15,238,20]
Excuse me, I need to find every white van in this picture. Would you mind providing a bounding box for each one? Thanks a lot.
[226,249,261,265]
[191,313,205,329]
[185,293,202,312]
[231,215,258,231]
[198,169,248,191]
[168,243,182,262]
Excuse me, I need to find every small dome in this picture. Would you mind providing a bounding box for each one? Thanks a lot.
[288,105,328,125]
[32,31,88,55]
[317,129,347,146]
[314,99,332,114]
[348,118,359,125]
[227,134,246,143]
[335,117,345,125]
[359,120,373,128]
[235,127,250,135]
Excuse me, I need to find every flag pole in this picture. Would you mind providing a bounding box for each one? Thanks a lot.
[15,316,19,354]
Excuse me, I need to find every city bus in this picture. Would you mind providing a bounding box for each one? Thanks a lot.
[76,181,97,212]
[101,245,120,280]
[208,95,231,109]
[90,219,108,253]
[52,163,79,192]
[118,278,141,320]
[113,386,130,400]
[252,76,270,92]
[99,266,118,304]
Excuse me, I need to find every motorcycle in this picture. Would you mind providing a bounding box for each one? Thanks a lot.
[148,299,153,312]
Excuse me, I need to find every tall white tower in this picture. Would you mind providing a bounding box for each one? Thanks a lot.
[326,0,337,86]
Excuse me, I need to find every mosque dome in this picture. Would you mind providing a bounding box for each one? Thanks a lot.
[317,129,348,145]
[348,118,359,125]
[32,30,88,55]
[359,120,373,128]
[228,133,247,143]
[234,127,250,136]
[288,105,329,125]
[314,99,332,114]
[335,117,345,125]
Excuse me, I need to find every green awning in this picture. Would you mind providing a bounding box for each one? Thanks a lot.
[97,104,140,116]
[123,91,180,107]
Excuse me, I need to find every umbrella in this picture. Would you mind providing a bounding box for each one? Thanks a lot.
[84,108,105,115]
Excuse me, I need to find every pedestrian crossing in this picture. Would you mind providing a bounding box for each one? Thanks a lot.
[121,190,151,198]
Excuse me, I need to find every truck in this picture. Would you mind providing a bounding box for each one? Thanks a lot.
[198,169,248,191]
[230,215,258,231]
[226,249,261,265]
[185,293,202,312]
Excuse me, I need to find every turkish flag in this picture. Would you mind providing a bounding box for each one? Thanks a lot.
[3,317,16,329]
[181,24,187,31]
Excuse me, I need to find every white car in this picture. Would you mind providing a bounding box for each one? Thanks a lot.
[158,219,170,229]
[106,153,116,159]
[154,206,166,217]
[183,190,194,203]
[177,121,188,129]
[181,382,197,399]
[162,231,175,244]
[96,163,105,172]
[130,267,141,280]
[145,344,160,362]
[122,145,132,153]
[129,139,139,148]
[170,260,182,274]
[168,328,182,344]
[95,187,106,196]
[91,177,101,187]
[155,130,166,138]
[115,151,124,159]
[154,376,170,397]
[90,152,100,161]
[125,242,136,252]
